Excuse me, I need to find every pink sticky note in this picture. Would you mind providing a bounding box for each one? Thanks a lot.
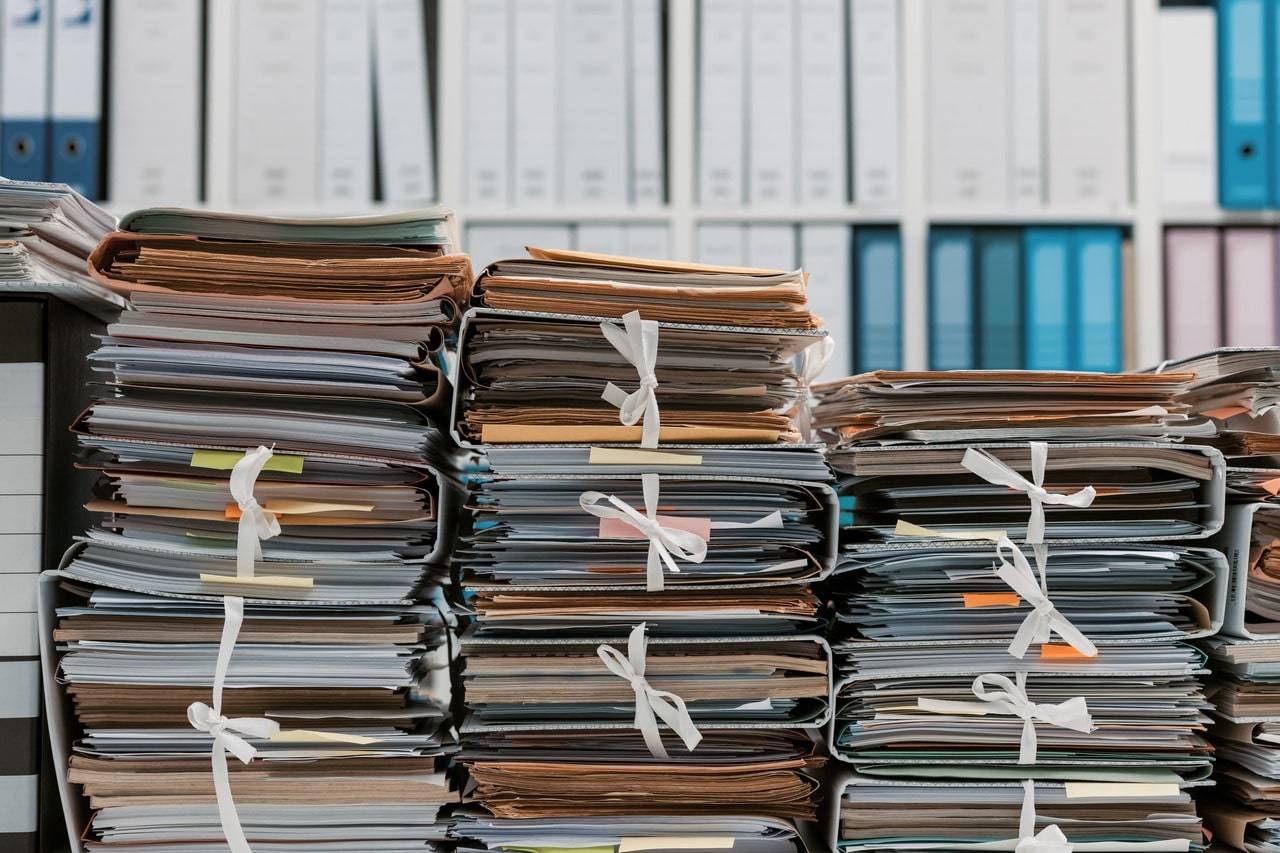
[599,515,712,541]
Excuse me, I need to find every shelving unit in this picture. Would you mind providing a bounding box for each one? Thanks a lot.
[101,0,1221,373]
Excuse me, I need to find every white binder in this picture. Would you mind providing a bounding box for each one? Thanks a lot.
[745,223,797,271]
[574,223,626,255]
[1158,5,1217,206]
[746,0,796,204]
[560,0,628,205]
[698,0,747,205]
[1009,0,1043,204]
[696,223,746,266]
[320,0,374,203]
[512,0,559,205]
[801,224,853,381]
[798,0,847,205]
[373,0,436,201]
[465,0,510,205]
[850,0,901,204]
[630,0,664,205]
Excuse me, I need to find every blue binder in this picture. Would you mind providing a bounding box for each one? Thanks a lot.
[854,227,902,373]
[928,228,975,370]
[975,229,1022,370]
[1219,0,1271,207]
[0,0,51,183]
[1023,228,1073,370]
[48,0,102,197]
[1073,227,1124,372]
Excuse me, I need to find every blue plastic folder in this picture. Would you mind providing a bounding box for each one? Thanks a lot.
[1023,228,1073,370]
[975,229,1022,369]
[928,228,975,370]
[1073,227,1124,372]
[1219,0,1271,207]
[854,227,902,373]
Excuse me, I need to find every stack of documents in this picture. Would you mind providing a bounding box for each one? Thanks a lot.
[0,178,125,319]
[815,369,1227,851]
[449,248,833,851]
[42,206,469,851]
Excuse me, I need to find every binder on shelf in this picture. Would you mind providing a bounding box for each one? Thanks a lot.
[1159,4,1218,206]
[373,0,436,202]
[975,228,1022,370]
[107,0,202,205]
[1009,0,1042,204]
[1218,0,1270,208]
[48,0,102,198]
[560,0,628,205]
[696,223,745,266]
[319,0,374,203]
[746,0,796,204]
[928,228,975,370]
[233,0,320,204]
[697,0,746,205]
[1023,227,1073,370]
[465,224,573,271]
[851,0,900,205]
[1073,226,1123,373]
[511,0,558,205]
[855,227,902,372]
[0,0,51,183]
[797,0,846,205]
[1044,0,1130,206]
[801,223,854,381]
[464,0,509,205]
[745,223,796,272]
[621,223,669,259]
[1222,227,1277,346]
[1164,228,1223,362]
[574,223,626,255]
[630,0,664,205]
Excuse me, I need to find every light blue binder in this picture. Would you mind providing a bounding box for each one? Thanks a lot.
[1073,227,1124,372]
[975,229,1022,370]
[1023,227,1073,370]
[1219,0,1271,207]
[928,228,975,370]
[854,227,902,373]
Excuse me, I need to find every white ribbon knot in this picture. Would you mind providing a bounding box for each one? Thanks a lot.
[597,623,703,759]
[187,701,280,765]
[917,672,1094,764]
[229,446,282,578]
[961,442,1096,545]
[995,537,1097,659]
[600,310,663,448]
[796,336,835,443]
[580,473,708,591]
[1015,780,1074,853]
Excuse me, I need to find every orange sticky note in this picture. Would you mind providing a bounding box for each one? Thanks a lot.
[963,593,1021,608]
[1040,644,1098,660]
[1201,405,1249,420]
[1261,477,1280,497]
[225,504,241,520]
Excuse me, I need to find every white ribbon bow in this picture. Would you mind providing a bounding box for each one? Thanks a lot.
[961,442,1096,545]
[600,310,662,448]
[796,336,835,443]
[580,473,708,591]
[995,537,1097,659]
[917,672,1094,764]
[1015,780,1074,853]
[229,446,283,578]
[597,623,703,759]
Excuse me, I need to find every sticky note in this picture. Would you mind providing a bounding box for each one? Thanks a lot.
[1063,782,1181,799]
[1261,477,1280,497]
[270,729,381,745]
[190,450,304,474]
[963,593,1021,608]
[619,839,736,852]
[1040,644,1098,660]
[1200,406,1249,421]
[589,447,702,466]
[599,515,712,541]
[199,574,314,590]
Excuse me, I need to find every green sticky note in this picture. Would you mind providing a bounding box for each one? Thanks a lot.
[189,450,304,474]
[503,847,615,853]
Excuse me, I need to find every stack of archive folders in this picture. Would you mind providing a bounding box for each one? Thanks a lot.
[811,370,1229,851]
[448,248,836,853]
[1156,348,1280,850]
[38,207,472,852]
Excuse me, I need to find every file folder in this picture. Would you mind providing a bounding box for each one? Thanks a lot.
[975,228,1022,369]
[0,0,51,182]
[928,228,975,370]
[855,227,902,372]
[1219,0,1270,207]
[49,0,102,197]
[1073,226,1123,372]
[1023,227,1073,370]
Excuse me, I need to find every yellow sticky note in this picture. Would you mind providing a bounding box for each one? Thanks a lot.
[199,574,314,590]
[589,447,703,466]
[1063,782,1181,799]
[619,839,735,852]
[190,449,304,474]
[963,593,1021,608]
[894,520,1006,541]
[269,729,381,745]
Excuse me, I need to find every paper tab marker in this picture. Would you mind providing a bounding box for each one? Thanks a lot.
[191,449,304,474]
[589,447,703,466]
[1040,643,1097,660]
[963,593,1021,608]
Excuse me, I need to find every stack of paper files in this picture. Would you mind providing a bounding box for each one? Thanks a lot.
[0,179,124,319]
[813,368,1227,851]
[40,206,470,852]
[455,249,823,446]
[448,247,833,852]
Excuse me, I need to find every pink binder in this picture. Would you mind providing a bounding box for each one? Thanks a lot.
[1223,228,1278,347]
[1164,228,1222,360]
